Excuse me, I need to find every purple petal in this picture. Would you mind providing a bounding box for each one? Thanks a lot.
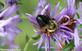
[0,27,8,37]
[0,16,20,36]
[39,0,47,6]
[45,35,50,51]
[0,7,10,18]
[33,33,45,49]
[60,27,74,36]
[6,29,20,48]
[51,34,62,48]
[67,0,75,8]
[47,36,50,51]
[4,15,21,34]
[8,41,19,49]
[76,19,82,25]
[0,32,7,37]
[73,28,80,50]
[67,0,76,17]
[41,4,51,15]
[26,13,39,28]
[59,28,74,43]
[67,0,75,6]
[5,26,20,34]
[78,2,82,18]
[1,15,20,27]
[4,4,18,17]
[75,41,82,51]
[0,15,20,37]
[7,32,16,41]
[9,15,21,25]
[61,32,72,44]
[37,34,45,49]
[26,13,37,24]
[6,0,18,6]
[55,8,67,23]
[64,32,73,40]
[6,28,20,49]
[46,4,51,16]
[35,0,47,16]
[60,25,73,32]
[76,46,82,51]
[51,2,60,17]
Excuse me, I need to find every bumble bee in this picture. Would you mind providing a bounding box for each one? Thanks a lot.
[36,15,57,33]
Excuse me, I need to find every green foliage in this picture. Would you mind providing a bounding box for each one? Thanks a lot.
[63,40,74,51]
[32,34,40,40]
[80,0,82,2]
[76,12,80,19]
[23,39,38,51]
[0,2,4,10]
[75,0,79,9]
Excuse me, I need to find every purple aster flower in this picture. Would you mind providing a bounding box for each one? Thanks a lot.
[56,0,82,50]
[26,0,60,51]
[26,0,82,51]
[0,3,21,49]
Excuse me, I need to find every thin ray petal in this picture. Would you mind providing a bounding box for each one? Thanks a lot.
[51,2,60,17]
[35,0,48,16]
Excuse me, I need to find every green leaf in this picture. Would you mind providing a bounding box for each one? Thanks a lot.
[80,0,82,2]
[76,12,80,19]
[75,0,79,9]
[23,39,38,51]
[0,1,4,11]
[19,0,38,14]
[39,48,55,51]
[63,40,74,51]
[26,35,29,42]
[78,24,82,28]
[32,34,40,40]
